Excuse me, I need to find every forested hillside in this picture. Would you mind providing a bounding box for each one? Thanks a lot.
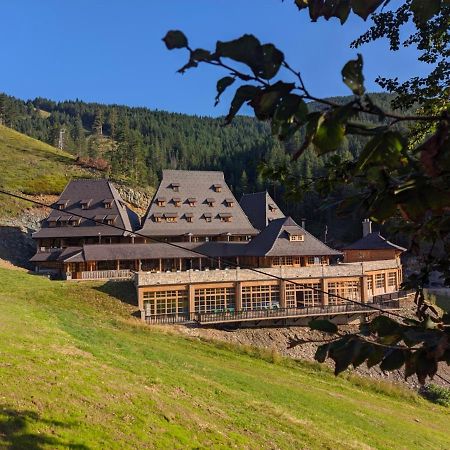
[0,92,400,242]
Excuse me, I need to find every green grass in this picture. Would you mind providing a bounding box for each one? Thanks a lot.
[0,267,449,449]
[0,125,92,217]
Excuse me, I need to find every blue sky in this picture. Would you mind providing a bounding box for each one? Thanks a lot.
[0,0,424,116]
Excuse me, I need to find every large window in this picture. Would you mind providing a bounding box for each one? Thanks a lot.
[143,290,188,317]
[285,282,320,308]
[327,281,360,305]
[194,287,235,313]
[388,272,397,287]
[375,273,385,289]
[241,284,280,310]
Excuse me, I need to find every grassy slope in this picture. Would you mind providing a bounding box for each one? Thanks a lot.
[0,268,449,449]
[0,124,92,217]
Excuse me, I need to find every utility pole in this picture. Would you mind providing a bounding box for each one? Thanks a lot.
[58,128,66,150]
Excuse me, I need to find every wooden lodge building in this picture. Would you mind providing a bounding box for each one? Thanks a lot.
[30,171,407,325]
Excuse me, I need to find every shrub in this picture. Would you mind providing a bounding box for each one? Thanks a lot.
[76,156,109,172]
[421,384,450,407]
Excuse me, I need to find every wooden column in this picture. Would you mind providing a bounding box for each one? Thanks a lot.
[159,259,162,271]
[321,278,328,306]
[279,280,287,308]
[235,282,242,311]
[188,284,195,318]
[383,271,389,294]
[116,260,120,270]
[360,276,368,303]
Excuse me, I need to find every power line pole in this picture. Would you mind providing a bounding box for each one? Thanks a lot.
[58,128,66,150]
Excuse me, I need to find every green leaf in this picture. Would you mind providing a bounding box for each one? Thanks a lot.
[380,349,406,372]
[313,119,346,154]
[366,346,384,368]
[351,0,384,20]
[215,77,235,106]
[162,30,188,49]
[411,0,441,23]
[369,316,402,337]
[250,81,295,120]
[355,131,406,172]
[342,54,365,96]
[216,35,284,80]
[272,94,308,139]
[309,319,338,334]
[225,85,259,124]
[352,342,374,368]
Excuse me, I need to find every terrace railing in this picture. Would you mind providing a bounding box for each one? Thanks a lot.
[145,297,405,325]
[79,269,133,280]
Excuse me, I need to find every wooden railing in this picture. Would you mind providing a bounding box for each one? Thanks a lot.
[145,298,403,325]
[372,290,413,303]
[79,270,133,280]
[194,300,401,324]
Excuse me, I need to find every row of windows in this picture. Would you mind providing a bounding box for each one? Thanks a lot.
[156,199,234,207]
[153,214,232,223]
[327,281,360,305]
[367,272,398,291]
[169,184,222,193]
[285,283,321,308]
[242,285,280,310]
[194,287,235,313]
[143,290,188,316]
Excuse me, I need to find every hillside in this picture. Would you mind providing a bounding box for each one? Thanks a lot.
[0,124,93,218]
[0,266,449,449]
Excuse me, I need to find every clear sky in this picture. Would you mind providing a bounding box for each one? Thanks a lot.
[0,0,425,117]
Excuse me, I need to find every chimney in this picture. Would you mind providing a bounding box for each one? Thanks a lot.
[362,218,372,237]
[301,218,306,229]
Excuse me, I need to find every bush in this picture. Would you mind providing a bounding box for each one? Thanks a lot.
[421,384,450,407]
[76,156,109,172]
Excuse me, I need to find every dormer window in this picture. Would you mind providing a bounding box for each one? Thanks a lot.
[80,199,92,210]
[69,217,81,227]
[268,204,277,212]
[165,213,178,223]
[289,234,304,242]
[185,213,193,223]
[225,198,234,207]
[171,182,180,192]
[204,212,212,222]
[206,198,215,207]
[173,197,181,207]
[48,217,58,228]
[58,216,71,227]
[153,213,163,223]
[56,200,68,211]
[105,214,117,225]
[188,197,197,207]
[156,197,166,207]
[219,213,232,223]
[103,199,113,209]
[93,215,106,225]
[213,184,222,193]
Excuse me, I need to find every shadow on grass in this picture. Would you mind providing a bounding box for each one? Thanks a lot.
[94,280,138,308]
[0,406,90,449]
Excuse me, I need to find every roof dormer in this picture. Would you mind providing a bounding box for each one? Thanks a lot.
[212,184,222,193]
[206,198,215,207]
[80,199,92,210]
[156,197,166,207]
[55,200,68,210]
[187,197,197,207]
[103,198,113,209]
[225,198,235,207]
[171,182,180,192]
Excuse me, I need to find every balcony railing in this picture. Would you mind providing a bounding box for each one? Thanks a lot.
[144,298,404,325]
[78,270,133,280]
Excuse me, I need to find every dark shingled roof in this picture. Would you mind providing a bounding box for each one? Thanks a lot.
[243,217,341,257]
[139,170,258,237]
[32,179,140,239]
[239,191,285,231]
[343,232,406,251]
[83,243,200,261]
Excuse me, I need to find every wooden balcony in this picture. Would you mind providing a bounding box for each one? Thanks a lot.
[67,269,133,281]
[144,292,411,325]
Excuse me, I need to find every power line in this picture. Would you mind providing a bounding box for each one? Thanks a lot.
[0,188,410,321]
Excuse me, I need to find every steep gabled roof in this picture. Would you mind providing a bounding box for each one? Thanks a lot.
[343,232,406,251]
[139,170,258,237]
[244,217,341,257]
[32,179,139,239]
[239,191,285,230]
